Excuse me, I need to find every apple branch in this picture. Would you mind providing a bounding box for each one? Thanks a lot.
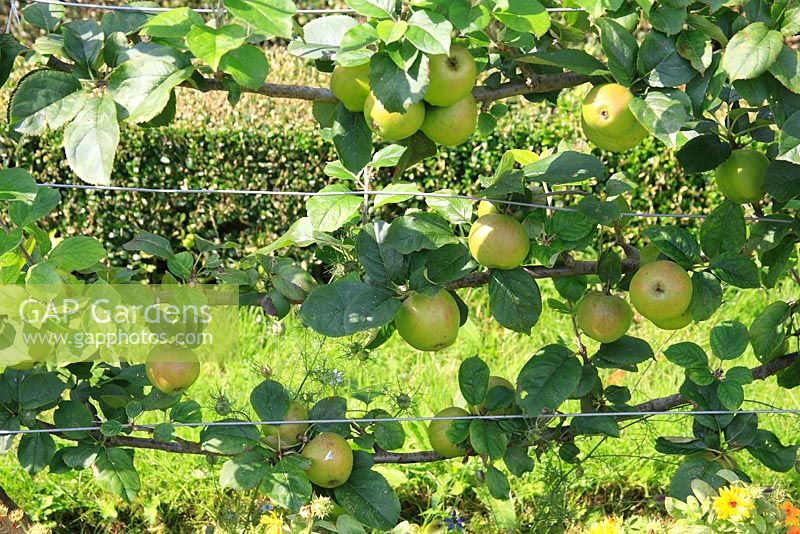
[44,57,589,104]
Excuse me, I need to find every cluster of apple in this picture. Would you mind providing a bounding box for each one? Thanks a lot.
[427,375,515,458]
[330,46,479,146]
[394,202,530,351]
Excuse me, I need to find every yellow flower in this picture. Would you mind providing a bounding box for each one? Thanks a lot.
[712,485,754,522]
[585,516,623,534]
[260,510,283,534]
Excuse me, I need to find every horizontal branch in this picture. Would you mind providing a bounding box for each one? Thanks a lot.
[45,57,589,104]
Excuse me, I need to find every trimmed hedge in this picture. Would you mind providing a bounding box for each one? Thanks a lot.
[2,108,717,264]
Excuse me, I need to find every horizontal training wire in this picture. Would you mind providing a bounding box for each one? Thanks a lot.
[40,182,795,224]
[21,0,585,14]
[3,408,800,436]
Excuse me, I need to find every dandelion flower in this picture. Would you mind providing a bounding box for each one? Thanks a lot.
[260,510,283,534]
[712,485,754,522]
[586,516,623,534]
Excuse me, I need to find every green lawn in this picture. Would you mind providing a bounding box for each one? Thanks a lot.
[0,279,797,533]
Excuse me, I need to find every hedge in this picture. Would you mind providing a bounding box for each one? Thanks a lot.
[1,105,716,264]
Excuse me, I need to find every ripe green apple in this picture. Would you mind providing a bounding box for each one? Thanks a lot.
[428,406,469,458]
[639,244,661,266]
[262,400,309,450]
[146,345,201,394]
[364,92,425,141]
[581,83,648,152]
[650,307,693,330]
[714,149,769,204]
[301,432,354,488]
[470,376,515,415]
[629,260,693,321]
[575,291,633,343]
[330,64,371,112]
[421,95,478,146]
[477,200,499,217]
[468,213,530,269]
[424,46,477,107]
[395,290,460,351]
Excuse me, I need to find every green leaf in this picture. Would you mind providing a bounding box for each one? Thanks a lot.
[0,168,37,202]
[777,109,800,164]
[373,182,419,208]
[187,24,247,71]
[746,429,797,472]
[669,456,726,500]
[0,35,25,89]
[676,29,713,74]
[101,4,152,35]
[749,301,790,362]
[346,0,395,19]
[676,134,732,174]
[596,17,638,86]
[63,93,119,185]
[570,414,620,437]
[503,446,534,476]
[200,419,261,454]
[470,420,508,460]
[368,51,429,112]
[664,342,708,368]
[140,7,204,39]
[167,251,194,280]
[19,373,65,410]
[517,49,609,77]
[0,228,23,257]
[689,271,722,321]
[369,410,405,450]
[710,320,749,360]
[299,279,401,337]
[92,448,140,503]
[764,160,800,202]
[9,70,83,135]
[309,396,349,436]
[517,344,582,416]
[9,187,61,226]
[334,469,400,530]
[769,46,800,95]
[108,57,193,123]
[577,196,620,225]
[255,217,315,255]
[493,0,550,37]
[628,89,692,148]
[224,0,295,39]
[488,268,542,334]
[709,253,761,288]
[355,221,406,285]
[170,400,202,423]
[650,5,687,35]
[306,184,362,232]
[386,212,458,254]
[686,13,728,46]
[123,232,174,258]
[699,201,745,258]
[485,465,511,500]
[717,380,744,411]
[642,225,701,268]
[22,2,64,31]
[219,45,269,89]
[523,150,605,185]
[288,15,356,59]
[333,105,373,173]
[250,379,290,423]
[18,433,56,475]
[721,22,783,81]
[220,451,268,490]
[459,356,490,405]
[405,9,452,55]
[592,336,655,371]
[261,458,313,513]
[636,31,695,87]
[62,20,103,72]
[425,189,472,225]
[48,236,106,271]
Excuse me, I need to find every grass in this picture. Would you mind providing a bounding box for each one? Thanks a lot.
[0,279,797,533]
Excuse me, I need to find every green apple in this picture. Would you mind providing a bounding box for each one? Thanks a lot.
[477,200,499,217]
[330,64,371,112]
[576,291,633,343]
[470,376,515,415]
[424,45,478,107]
[395,290,460,351]
[468,213,530,269]
[650,307,693,330]
[364,92,425,141]
[629,260,693,321]
[146,345,201,394]
[301,432,353,488]
[581,83,648,152]
[421,95,478,146]
[428,406,469,458]
[262,400,309,450]
[714,149,769,204]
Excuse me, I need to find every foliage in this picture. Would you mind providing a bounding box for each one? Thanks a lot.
[0,0,799,530]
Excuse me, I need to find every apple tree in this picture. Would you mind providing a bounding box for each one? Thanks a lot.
[1,0,800,529]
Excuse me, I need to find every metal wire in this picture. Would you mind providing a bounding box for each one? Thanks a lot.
[40,182,795,224]
[2,408,799,436]
[21,0,584,14]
